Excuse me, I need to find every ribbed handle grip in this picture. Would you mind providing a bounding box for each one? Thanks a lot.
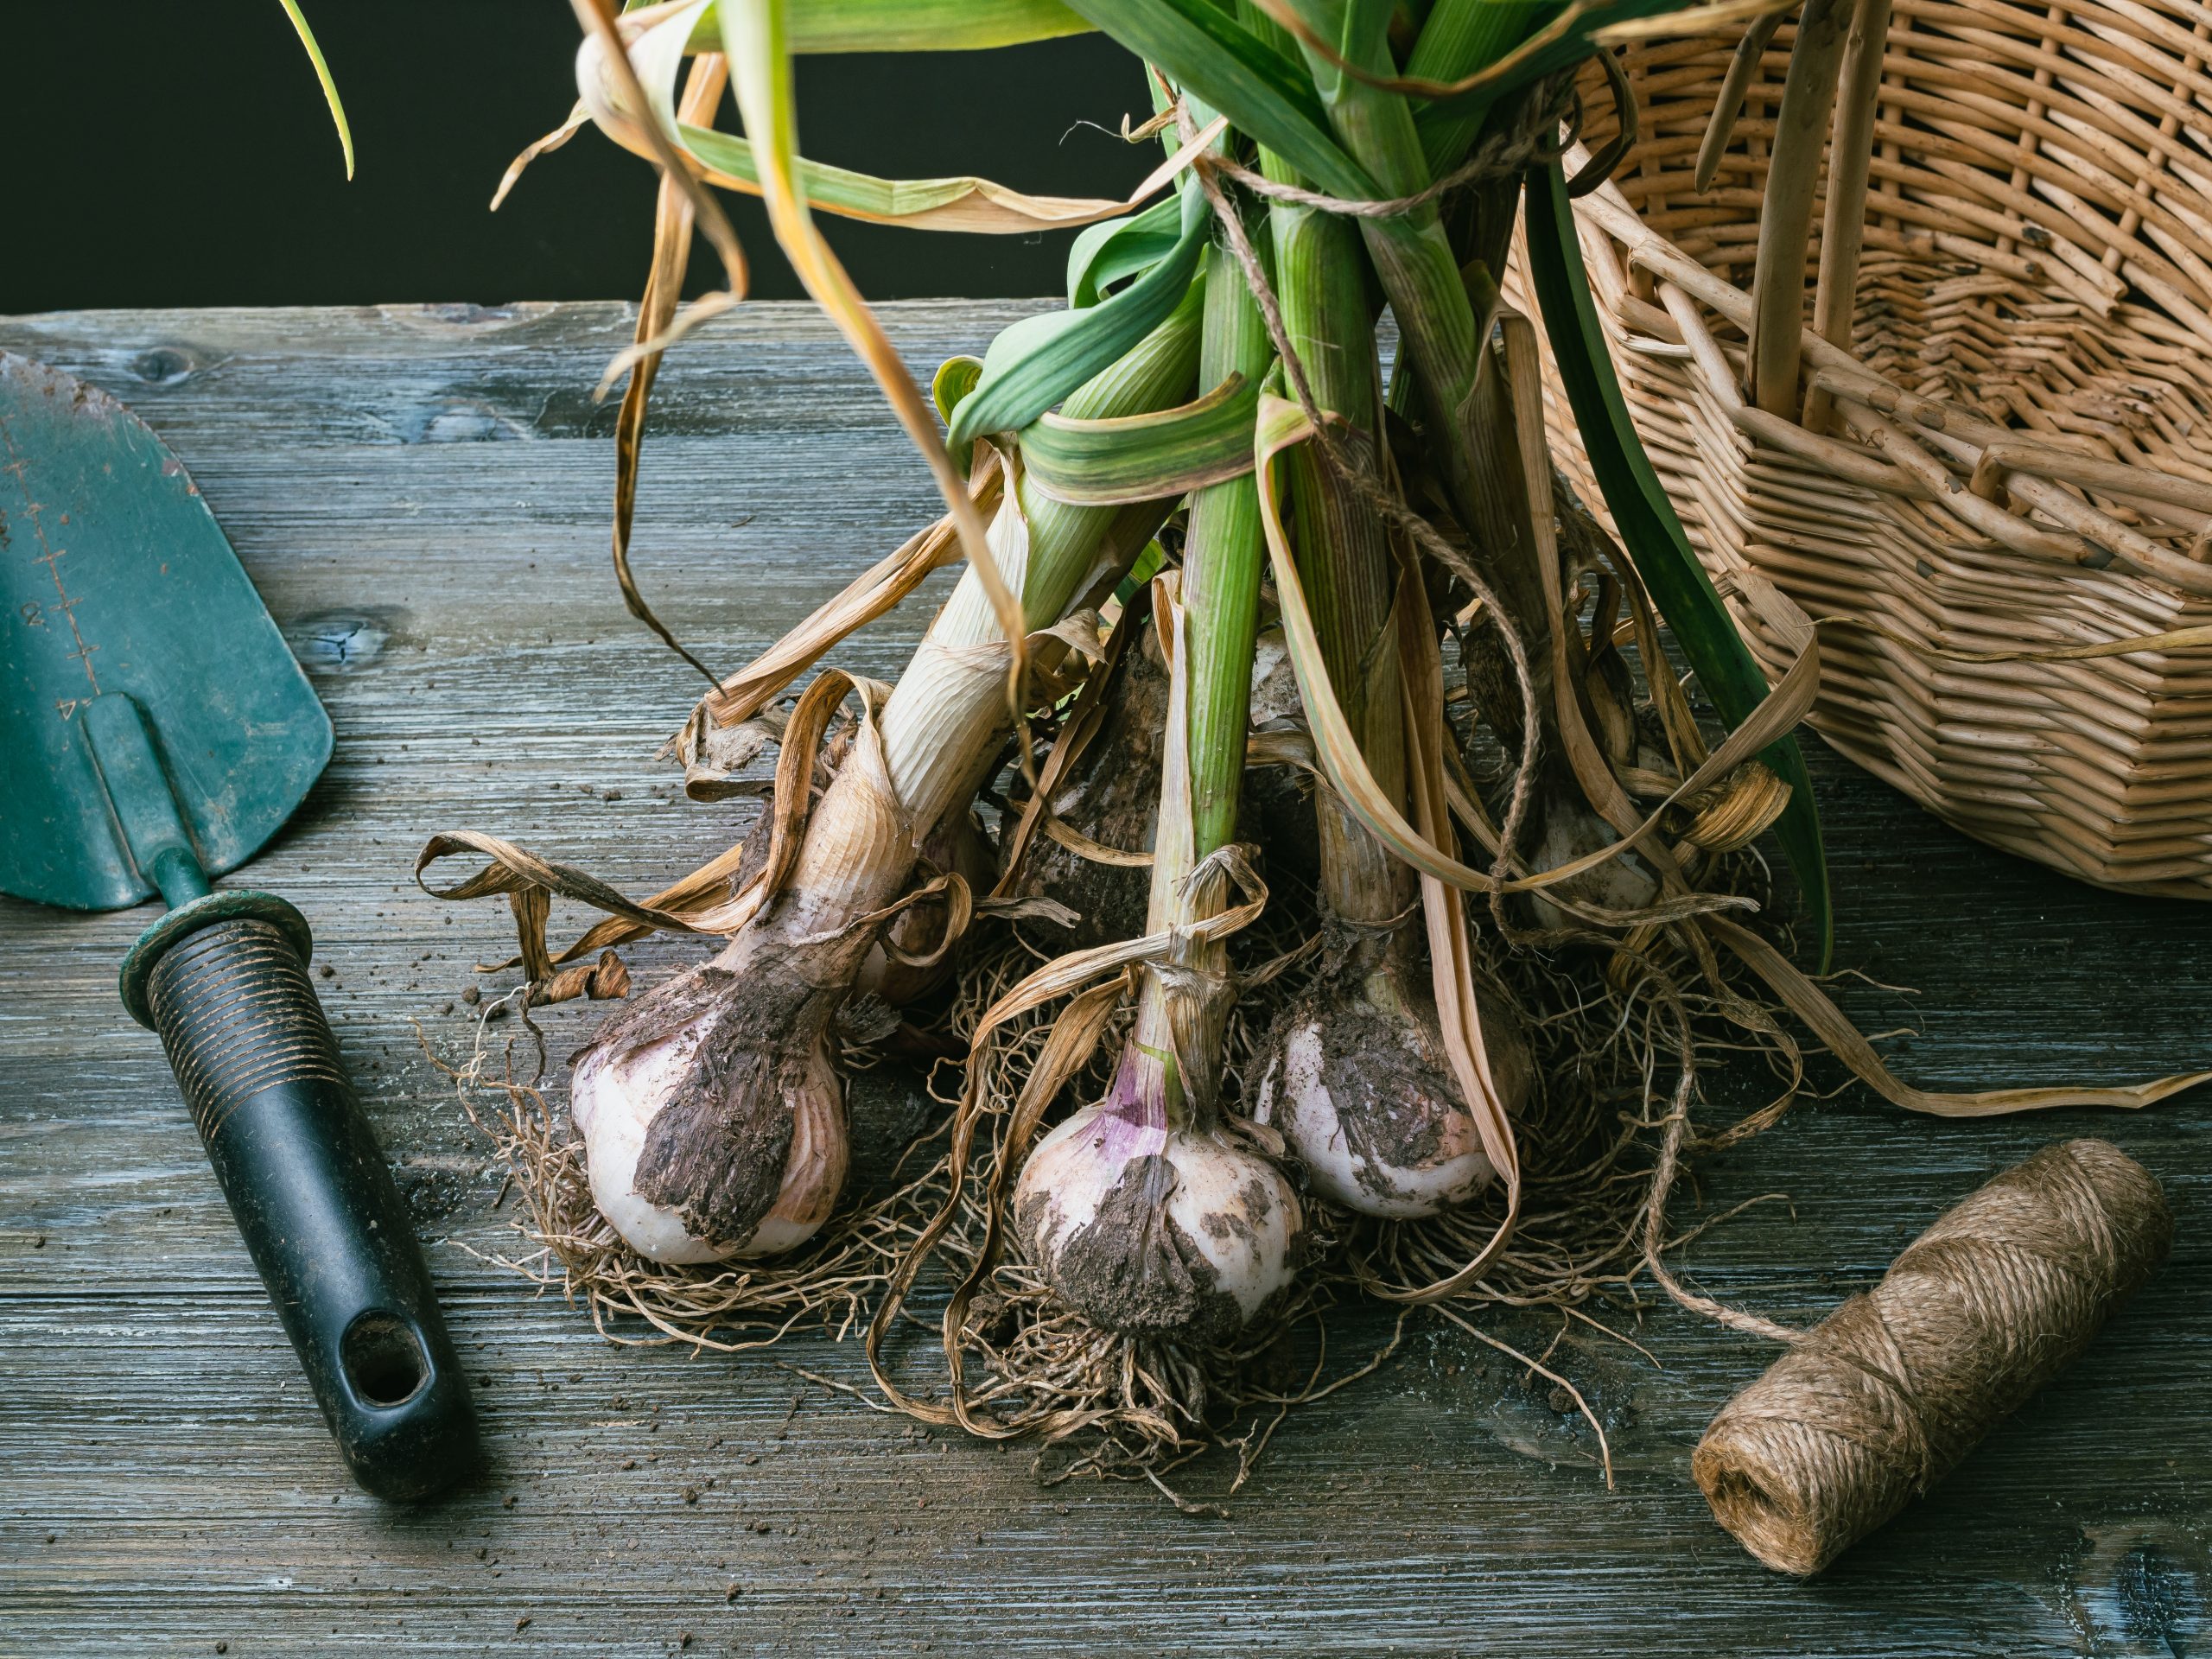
[147,914,480,1500]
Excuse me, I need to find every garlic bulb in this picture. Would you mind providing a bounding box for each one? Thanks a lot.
[569,957,849,1265]
[1014,1093,1305,1344]
[1255,975,1530,1219]
[1529,789,1659,930]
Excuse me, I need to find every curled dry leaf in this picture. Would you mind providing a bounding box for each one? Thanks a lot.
[575,0,1173,237]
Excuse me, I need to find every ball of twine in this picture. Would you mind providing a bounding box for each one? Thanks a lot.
[1692,1138,2171,1576]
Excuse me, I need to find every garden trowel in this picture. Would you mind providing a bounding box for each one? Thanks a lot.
[0,353,479,1499]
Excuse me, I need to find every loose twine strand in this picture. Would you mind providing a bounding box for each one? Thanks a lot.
[1691,1139,2171,1575]
[1640,994,1808,1344]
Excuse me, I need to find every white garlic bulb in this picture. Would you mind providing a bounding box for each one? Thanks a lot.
[1255,978,1529,1219]
[569,963,849,1266]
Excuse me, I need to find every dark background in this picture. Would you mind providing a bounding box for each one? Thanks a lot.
[3,3,1154,313]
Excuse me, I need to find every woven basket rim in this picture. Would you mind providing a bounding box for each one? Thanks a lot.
[1563,0,2212,607]
[1566,167,2212,607]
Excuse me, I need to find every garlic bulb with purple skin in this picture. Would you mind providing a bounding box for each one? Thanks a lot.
[1014,1046,1306,1344]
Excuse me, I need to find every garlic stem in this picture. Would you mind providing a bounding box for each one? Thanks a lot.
[776,284,1203,938]
[1015,245,1307,1340]
[1129,237,1272,1134]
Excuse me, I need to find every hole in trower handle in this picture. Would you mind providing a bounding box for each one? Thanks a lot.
[340,1310,431,1408]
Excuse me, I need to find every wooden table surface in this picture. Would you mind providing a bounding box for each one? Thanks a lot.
[3,301,2209,1658]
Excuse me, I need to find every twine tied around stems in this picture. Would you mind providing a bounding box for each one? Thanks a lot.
[1178,88,1580,912]
[1690,1139,2172,1575]
[1173,60,1638,914]
[1192,54,1636,219]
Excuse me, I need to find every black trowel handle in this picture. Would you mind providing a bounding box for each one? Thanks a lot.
[133,900,480,1500]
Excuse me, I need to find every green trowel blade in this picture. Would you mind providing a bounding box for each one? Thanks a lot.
[0,353,332,912]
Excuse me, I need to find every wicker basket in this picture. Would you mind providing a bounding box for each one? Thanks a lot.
[1513,0,2212,896]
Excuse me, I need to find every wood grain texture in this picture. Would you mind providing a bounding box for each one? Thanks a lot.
[2,302,2208,1658]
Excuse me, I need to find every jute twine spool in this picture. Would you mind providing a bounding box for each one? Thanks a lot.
[1692,1139,2171,1576]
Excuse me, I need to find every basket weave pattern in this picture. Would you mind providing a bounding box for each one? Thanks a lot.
[1517,1,2212,894]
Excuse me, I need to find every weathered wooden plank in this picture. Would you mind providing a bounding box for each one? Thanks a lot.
[1,303,2206,1658]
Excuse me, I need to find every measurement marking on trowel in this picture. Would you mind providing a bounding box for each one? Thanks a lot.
[0,407,102,702]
